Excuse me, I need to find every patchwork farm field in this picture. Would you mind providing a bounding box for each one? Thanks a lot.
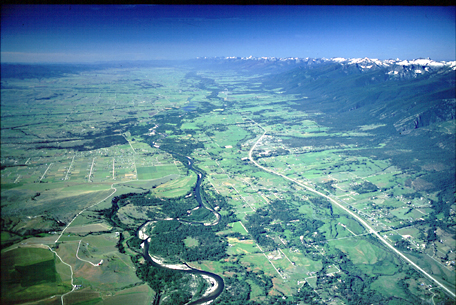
[1,63,454,304]
[1,247,71,304]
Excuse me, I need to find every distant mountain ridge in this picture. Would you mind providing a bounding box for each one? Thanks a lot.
[257,57,455,131]
[193,56,455,132]
[194,56,456,79]
[196,55,456,68]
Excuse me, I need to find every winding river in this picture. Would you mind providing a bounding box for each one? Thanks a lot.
[138,156,224,305]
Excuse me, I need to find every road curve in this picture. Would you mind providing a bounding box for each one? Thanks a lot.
[45,245,76,305]
[248,127,455,298]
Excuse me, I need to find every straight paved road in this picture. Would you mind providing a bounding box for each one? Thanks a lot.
[248,123,455,298]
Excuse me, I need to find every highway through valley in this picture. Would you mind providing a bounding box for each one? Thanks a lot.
[248,121,455,299]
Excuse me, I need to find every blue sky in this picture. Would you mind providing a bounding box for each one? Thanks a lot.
[1,5,455,63]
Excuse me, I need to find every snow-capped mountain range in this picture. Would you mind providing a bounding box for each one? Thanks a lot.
[195,56,456,78]
[329,57,455,68]
[198,55,455,68]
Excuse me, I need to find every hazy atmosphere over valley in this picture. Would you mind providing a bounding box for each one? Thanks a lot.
[1,5,455,305]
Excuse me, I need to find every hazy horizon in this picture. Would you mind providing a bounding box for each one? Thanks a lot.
[1,5,455,63]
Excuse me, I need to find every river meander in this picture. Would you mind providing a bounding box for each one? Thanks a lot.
[138,156,224,304]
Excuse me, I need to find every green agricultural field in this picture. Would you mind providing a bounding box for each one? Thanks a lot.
[240,253,280,277]
[137,164,179,180]
[330,238,385,265]
[371,273,409,299]
[337,215,367,235]
[116,174,178,190]
[66,223,112,234]
[151,172,197,197]
[189,260,226,276]
[1,247,71,304]
[227,221,249,235]
[226,238,260,255]
[57,235,141,292]
[62,289,103,305]
[318,221,355,239]
[103,284,155,305]
[184,236,199,248]
[402,252,456,288]
[246,279,264,301]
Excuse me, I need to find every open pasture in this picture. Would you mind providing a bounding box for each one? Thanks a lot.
[103,284,155,305]
[435,228,456,258]
[151,172,197,198]
[241,193,266,210]
[1,247,71,304]
[2,246,54,266]
[370,273,409,299]
[188,260,225,276]
[227,221,249,235]
[363,255,403,276]
[117,204,154,225]
[226,238,260,255]
[57,234,141,292]
[66,223,112,234]
[190,112,244,129]
[318,221,357,240]
[336,215,367,235]
[403,252,456,288]
[63,288,102,305]
[246,279,265,301]
[390,207,424,221]
[240,253,282,277]
[365,172,401,189]
[265,250,294,271]
[297,204,314,216]
[136,164,179,180]
[1,185,114,235]
[395,226,420,237]
[330,237,386,265]
[280,248,323,274]
[118,173,179,190]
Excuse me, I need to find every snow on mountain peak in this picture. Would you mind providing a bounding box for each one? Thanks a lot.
[197,56,455,73]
